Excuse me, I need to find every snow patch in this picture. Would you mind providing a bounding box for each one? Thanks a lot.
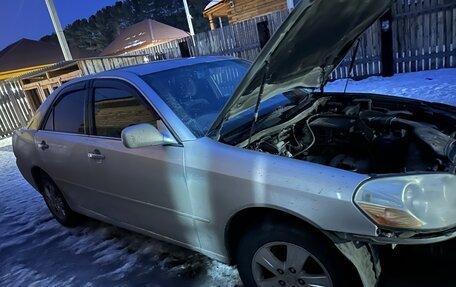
[0,137,12,148]
[326,68,456,106]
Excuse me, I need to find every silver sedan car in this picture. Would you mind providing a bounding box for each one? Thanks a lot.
[13,1,456,286]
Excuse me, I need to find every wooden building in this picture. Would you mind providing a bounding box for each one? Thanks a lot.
[18,61,83,110]
[10,55,149,111]
[203,0,299,30]
[0,55,148,137]
[0,38,94,111]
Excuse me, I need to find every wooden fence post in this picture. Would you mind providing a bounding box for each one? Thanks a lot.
[179,41,191,58]
[6,82,27,127]
[380,9,394,77]
[257,20,271,49]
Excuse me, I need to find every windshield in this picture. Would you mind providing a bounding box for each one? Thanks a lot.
[141,59,250,137]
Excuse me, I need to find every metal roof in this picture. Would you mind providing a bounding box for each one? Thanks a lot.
[0,38,95,73]
[204,0,223,11]
[101,20,189,56]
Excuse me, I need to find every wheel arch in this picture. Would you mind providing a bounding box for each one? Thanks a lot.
[224,206,332,265]
[225,206,364,286]
[30,166,51,194]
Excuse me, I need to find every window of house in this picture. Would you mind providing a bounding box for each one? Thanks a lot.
[53,90,86,134]
[93,87,159,138]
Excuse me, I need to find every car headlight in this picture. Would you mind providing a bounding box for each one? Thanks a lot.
[354,174,456,230]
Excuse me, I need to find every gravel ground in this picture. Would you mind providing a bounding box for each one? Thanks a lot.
[1,68,456,286]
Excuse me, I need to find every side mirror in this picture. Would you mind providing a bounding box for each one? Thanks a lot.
[121,123,177,149]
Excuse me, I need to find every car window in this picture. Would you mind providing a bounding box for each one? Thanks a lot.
[93,87,159,138]
[54,90,86,134]
[43,109,54,131]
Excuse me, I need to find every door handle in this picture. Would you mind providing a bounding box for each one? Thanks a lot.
[88,150,105,161]
[38,141,49,151]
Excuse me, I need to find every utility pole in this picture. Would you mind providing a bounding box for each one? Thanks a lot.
[45,0,73,61]
[380,9,394,77]
[182,0,195,36]
[287,0,295,11]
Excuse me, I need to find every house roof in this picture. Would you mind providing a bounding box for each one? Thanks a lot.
[101,19,189,56]
[203,0,229,18]
[204,0,223,11]
[0,38,95,73]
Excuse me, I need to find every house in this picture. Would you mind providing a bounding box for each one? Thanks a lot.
[0,38,97,110]
[2,54,149,112]
[0,38,96,110]
[0,38,94,81]
[101,19,189,56]
[203,0,300,30]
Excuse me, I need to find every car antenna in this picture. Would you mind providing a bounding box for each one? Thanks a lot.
[248,61,270,146]
[344,39,361,93]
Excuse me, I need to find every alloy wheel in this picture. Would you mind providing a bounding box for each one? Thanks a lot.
[252,241,333,287]
[43,183,67,220]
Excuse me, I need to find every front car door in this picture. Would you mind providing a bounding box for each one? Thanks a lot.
[82,79,198,247]
[34,82,93,210]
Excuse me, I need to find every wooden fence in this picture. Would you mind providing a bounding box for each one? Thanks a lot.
[129,1,455,79]
[0,82,31,138]
[78,55,148,75]
[129,10,290,62]
[0,55,149,138]
[330,22,383,80]
[392,0,456,73]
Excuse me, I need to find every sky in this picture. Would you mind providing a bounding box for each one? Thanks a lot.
[0,0,119,51]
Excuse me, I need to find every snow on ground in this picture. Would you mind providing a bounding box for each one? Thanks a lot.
[0,69,455,287]
[326,68,456,106]
[0,137,12,148]
[0,147,240,286]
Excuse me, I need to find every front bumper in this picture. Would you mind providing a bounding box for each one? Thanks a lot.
[334,226,456,245]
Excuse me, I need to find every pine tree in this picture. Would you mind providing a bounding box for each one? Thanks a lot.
[40,0,212,53]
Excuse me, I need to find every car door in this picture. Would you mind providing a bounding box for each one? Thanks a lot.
[83,79,198,247]
[34,82,92,210]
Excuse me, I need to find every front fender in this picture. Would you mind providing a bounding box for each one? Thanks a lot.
[183,137,377,257]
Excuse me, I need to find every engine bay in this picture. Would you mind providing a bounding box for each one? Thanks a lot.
[240,93,456,174]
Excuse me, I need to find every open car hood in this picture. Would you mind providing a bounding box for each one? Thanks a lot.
[209,0,392,137]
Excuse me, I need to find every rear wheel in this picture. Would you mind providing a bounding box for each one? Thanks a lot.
[40,175,82,227]
[236,221,360,287]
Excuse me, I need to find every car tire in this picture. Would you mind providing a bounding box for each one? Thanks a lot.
[40,174,82,227]
[236,220,360,287]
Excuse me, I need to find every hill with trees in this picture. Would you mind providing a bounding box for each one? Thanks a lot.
[40,0,210,53]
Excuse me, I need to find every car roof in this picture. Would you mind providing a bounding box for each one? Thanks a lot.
[99,56,235,77]
[56,56,242,90]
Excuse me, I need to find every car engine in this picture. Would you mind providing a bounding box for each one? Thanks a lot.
[245,94,456,174]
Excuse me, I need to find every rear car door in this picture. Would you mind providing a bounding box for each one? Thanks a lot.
[83,79,198,247]
[34,82,92,210]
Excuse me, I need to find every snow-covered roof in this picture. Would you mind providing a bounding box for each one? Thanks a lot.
[204,0,223,11]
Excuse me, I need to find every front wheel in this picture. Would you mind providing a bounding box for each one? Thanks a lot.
[40,175,82,227]
[236,221,360,287]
